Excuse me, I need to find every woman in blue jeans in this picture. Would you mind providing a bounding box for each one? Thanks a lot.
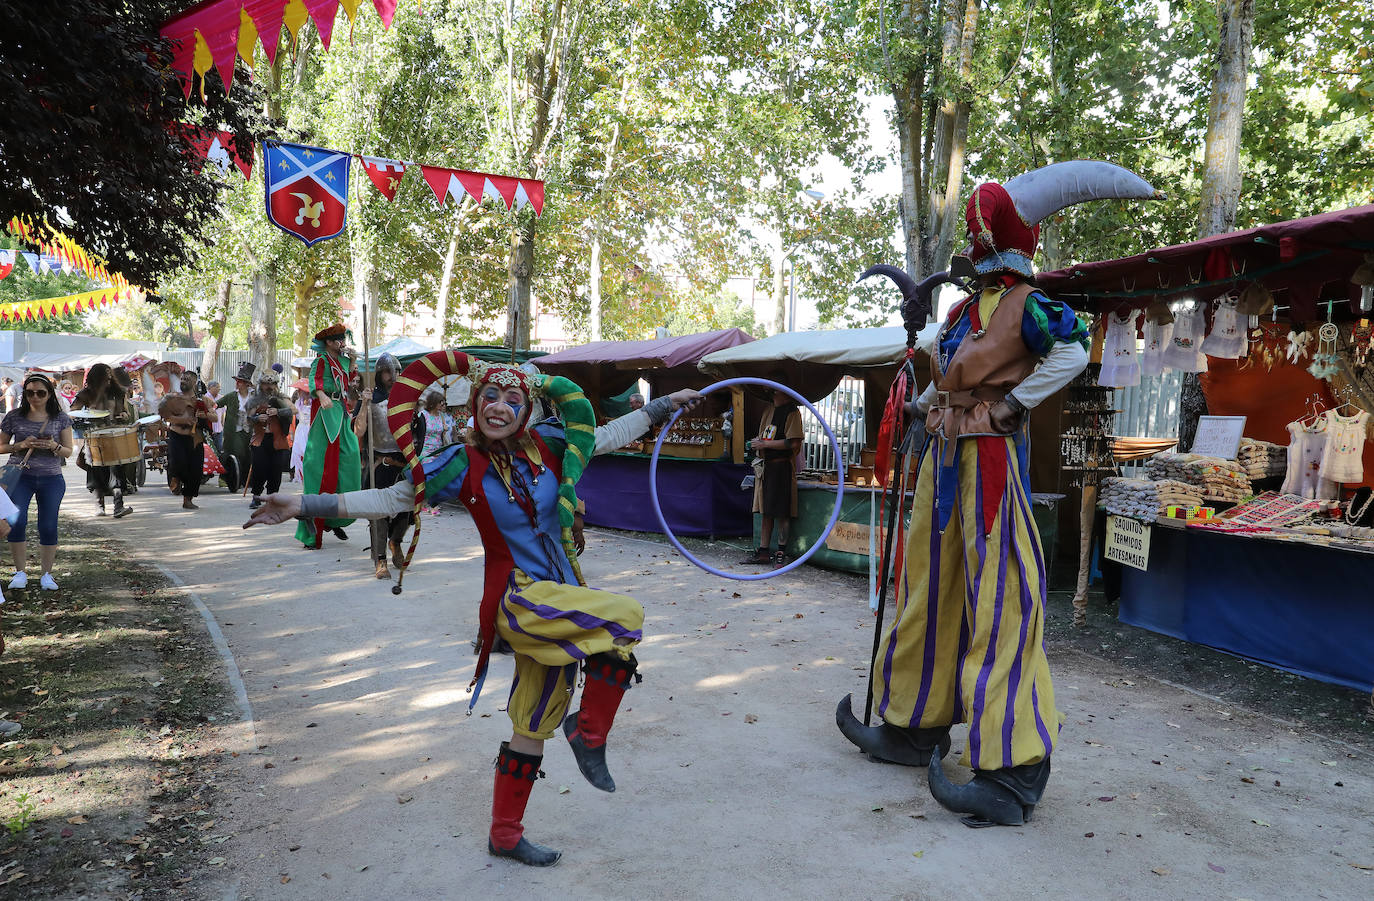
[0,374,74,591]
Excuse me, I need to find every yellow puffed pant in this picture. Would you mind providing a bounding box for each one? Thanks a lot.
[498,574,643,741]
[872,434,1059,771]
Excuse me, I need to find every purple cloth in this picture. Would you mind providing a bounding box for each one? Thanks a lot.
[2,410,71,474]
[579,455,753,537]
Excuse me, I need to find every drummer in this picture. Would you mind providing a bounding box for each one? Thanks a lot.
[72,364,136,518]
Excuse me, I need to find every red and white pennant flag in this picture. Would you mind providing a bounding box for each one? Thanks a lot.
[359,156,407,201]
[419,165,544,217]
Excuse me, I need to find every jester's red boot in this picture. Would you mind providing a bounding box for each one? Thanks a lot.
[562,652,638,793]
[488,742,561,867]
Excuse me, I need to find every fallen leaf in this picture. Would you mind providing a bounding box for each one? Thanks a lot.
[912,851,924,858]
[396,794,413,805]
[1320,761,1336,767]
[61,827,74,838]
[1084,832,1095,838]
[281,876,291,884]
[66,815,88,825]
[1152,867,1171,876]
[1252,819,1270,827]
[1349,863,1374,870]
[357,865,369,872]
[1097,796,1115,802]
[1207,862,1226,874]
[208,856,227,867]
[744,714,758,724]
[1240,777,1255,784]
[793,613,804,619]
[557,785,571,794]
[871,805,884,812]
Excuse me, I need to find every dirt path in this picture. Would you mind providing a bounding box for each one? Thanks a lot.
[58,474,1374,899]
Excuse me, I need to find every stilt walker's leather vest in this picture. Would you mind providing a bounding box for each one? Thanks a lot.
[926,282,1040,445]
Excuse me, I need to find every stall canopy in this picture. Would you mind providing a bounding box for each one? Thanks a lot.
[1038,204,1374,321]
[15,351,151,372]
[535,328,754,399]
[697,325,937,402]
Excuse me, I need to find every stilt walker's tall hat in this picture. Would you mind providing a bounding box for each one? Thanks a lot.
[384,350,597,596]
[952,160,1164,280]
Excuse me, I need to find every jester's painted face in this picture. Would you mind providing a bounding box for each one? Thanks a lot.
[475,383,529,443]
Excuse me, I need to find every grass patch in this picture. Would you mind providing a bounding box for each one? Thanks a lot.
[0,515,238,898]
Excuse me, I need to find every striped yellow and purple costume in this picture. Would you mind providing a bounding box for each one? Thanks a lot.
[873,284,1086,772]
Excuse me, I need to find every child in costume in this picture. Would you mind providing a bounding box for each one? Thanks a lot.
[248,351,700,866]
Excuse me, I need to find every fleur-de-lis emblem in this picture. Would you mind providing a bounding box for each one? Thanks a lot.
[290,193,325,228]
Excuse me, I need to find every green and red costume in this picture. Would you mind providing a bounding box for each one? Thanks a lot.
[295,345,359,547]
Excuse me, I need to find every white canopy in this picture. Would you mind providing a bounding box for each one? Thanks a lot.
[697,325,938,376]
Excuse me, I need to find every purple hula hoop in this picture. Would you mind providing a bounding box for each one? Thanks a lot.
[649,377,846,580]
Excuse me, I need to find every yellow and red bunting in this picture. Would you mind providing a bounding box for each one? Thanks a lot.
[0,288,135,324]
[6,219,135,295]
[161,1,404,99]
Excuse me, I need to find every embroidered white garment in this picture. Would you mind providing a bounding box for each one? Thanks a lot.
[1282,418,1338,500]
[1162,306,1208,373]
[1098,311,1141,387]
[1140,319,1173,378]
[1318,408,1370,484]
[1201,296,1246,359]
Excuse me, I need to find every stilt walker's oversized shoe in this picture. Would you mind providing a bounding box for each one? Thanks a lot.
[926,746,1051,828]
[563,652,638,792]
[489,742,561,867]
[835,693,951,766]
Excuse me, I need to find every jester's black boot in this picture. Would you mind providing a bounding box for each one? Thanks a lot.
[563,652,638,792]
[927,746,1052,828]
[835,693,951,766]
[488,743,561,867]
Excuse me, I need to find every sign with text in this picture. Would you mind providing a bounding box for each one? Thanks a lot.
[1190,415,1248,459]
[824,520,888,557]
[1105,515,1152,571]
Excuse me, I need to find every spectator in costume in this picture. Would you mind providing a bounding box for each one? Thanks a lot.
[159,369,214,510]
[295,323,359,548]
[244,371,295,508]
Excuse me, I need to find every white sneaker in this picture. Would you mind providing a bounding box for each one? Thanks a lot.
[40,573,58,591]
[9,572,26,590]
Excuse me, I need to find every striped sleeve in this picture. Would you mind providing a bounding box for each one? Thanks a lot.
[1023,291,1089,355]
[423,444,471,504]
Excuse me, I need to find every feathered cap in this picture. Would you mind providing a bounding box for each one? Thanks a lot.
[384,351,597,597]
[955,160,1163,279]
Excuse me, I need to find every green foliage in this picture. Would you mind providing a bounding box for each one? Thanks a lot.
[4,792,36,835]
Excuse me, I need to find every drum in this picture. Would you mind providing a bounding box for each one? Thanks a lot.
[87,426,141,466]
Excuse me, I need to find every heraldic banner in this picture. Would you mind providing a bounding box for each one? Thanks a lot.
[264,141,351,247]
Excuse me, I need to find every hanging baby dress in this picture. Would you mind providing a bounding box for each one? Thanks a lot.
[1201,295,1247,359]
[1098,311,1141,387]
[1162,305,1208,373]
[1282,417,1338,500]
[1318,408,1371,485]
[1140,318,1173,378]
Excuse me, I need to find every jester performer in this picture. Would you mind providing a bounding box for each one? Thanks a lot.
[294,323,360,549]
[247,351,701,866]
[836,162,1159,827]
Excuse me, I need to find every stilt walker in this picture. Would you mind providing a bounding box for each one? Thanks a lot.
[248,351,702,865]
[294,323,359,549]
[836,161,1161,827]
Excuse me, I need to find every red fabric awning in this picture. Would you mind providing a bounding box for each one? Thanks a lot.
[1038,204,1374,322]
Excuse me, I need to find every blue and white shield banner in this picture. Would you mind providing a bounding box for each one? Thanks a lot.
[263,141,351,247]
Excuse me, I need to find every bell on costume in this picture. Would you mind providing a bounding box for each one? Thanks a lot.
[834,693,951,766]
[926,747,1052,828]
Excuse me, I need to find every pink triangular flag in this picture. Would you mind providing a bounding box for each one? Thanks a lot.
[244,0,288,64]
[304,0,342,50]
[372,0,400,28]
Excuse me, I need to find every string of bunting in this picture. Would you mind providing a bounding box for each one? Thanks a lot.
[263,140,543,247]
[0,287,135,325]
[161,0,405,99]
[7,219,135,294]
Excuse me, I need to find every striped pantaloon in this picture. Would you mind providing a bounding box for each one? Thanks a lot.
[499,575,644,741]
[873,434,1059,771]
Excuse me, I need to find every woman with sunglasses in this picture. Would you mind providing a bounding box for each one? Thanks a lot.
[0,374,75,590]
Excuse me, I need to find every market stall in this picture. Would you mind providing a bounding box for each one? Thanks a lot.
[700,326,1073,577]
[1038,204,1374,689]
[535,329,756,537]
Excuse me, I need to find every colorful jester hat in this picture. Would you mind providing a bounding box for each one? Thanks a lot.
[385,351,597,595]
[953,160,1164,280]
